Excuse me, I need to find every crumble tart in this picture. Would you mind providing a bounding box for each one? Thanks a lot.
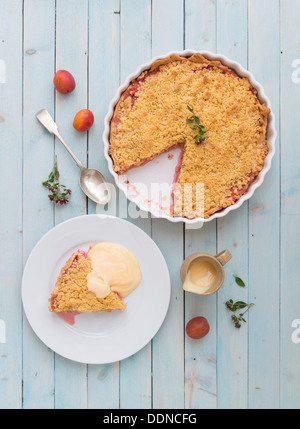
[109,53,270,219]
[49,250,126,313]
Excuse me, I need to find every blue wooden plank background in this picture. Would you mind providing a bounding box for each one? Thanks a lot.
[0,0,299,409]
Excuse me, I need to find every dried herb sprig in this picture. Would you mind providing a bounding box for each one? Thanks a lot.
[186,105,208,144]
[225,299,255,329]
[42,155,71,205]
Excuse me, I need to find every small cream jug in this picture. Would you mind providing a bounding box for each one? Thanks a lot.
[180,250,232,296]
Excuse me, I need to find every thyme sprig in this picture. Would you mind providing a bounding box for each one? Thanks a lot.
[42,155,71,205]
[225,299,255,329]
[186,105,208,144]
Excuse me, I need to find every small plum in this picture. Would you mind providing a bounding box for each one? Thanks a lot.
[73,109,94,132]
[186,316,210,339]
[53,70,76,94]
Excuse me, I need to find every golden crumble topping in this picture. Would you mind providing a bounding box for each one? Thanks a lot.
[49,251,126,313]
[109,53,270,218]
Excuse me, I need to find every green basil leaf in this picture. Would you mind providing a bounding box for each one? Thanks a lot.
[234,276,246,287]
[234,301,248,309]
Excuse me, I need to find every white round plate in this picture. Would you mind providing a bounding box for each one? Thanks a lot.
[103,50,276,224]
[22,215,170,364]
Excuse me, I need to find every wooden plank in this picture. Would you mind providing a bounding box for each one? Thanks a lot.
[280,0,300,409]
[216,0,249,409]
[118,0,152,409]
[0,0,23,409]
[54,0,88,409]
[22,0,56,409]
[248,0,280,409]
[87,0,121,409]
[151,0,185,409]
[184,0,218,410]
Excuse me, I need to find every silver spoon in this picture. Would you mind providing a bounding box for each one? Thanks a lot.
[36,109,111,205]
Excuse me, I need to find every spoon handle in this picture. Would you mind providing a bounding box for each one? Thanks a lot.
[36,109,84,169]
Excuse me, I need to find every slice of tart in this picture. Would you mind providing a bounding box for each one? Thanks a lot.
[49,250,126,313]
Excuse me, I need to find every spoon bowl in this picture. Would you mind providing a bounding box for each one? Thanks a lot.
[79,167,111,205]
